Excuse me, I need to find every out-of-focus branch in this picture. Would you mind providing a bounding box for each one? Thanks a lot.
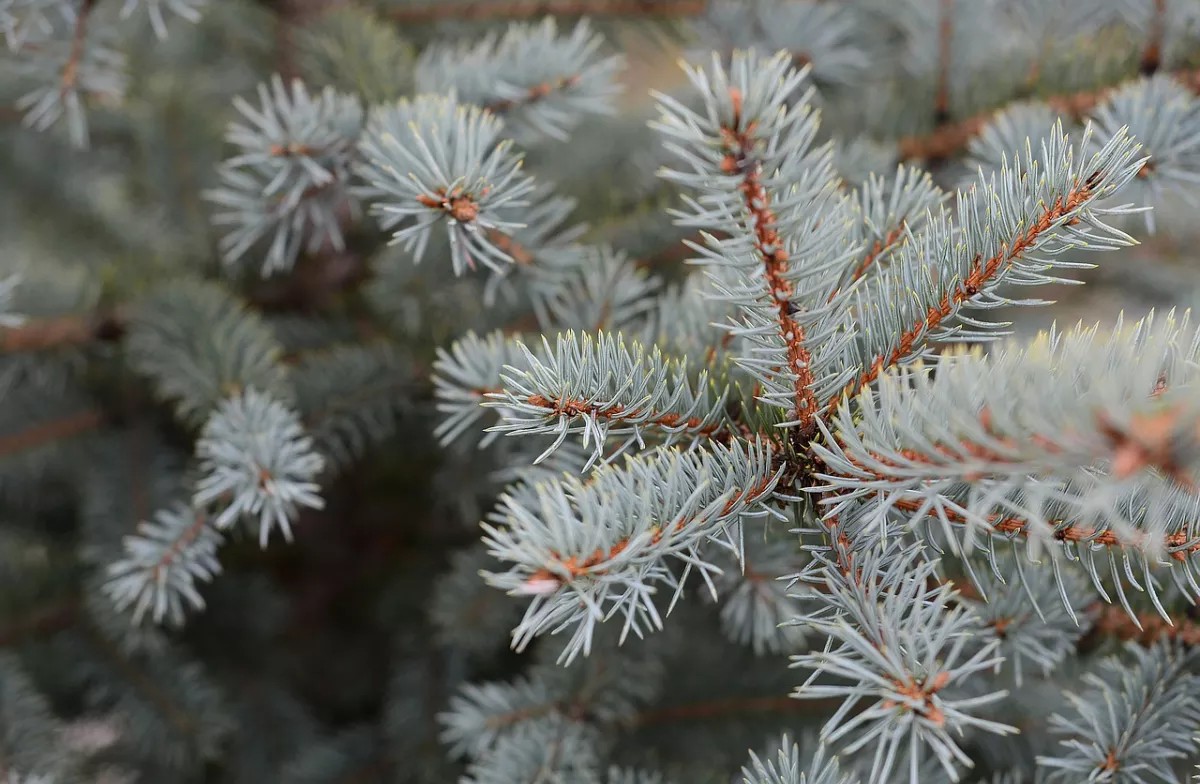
[0,410,106,456]
[629,694,841,726]
[933,0,953,126]
[385,0,703,23]
[0,598,79,647]
[899,66,1200,162]
[0,311,126,353]
[60,0,97,94]
[1141,0,1167,76]
[1090,603,1200,648]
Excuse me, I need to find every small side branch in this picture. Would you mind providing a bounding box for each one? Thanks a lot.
[827,221,909,304]
[485,230,534,266]
[850,223,906,284]
[485,75,581,114]
[80,620,199,737]
[723,88,819,431]
[523,471,776,591]
[827,179,1098,416]
[523,393,732,442]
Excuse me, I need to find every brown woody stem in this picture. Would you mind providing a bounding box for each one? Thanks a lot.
[0,599,78,647]
[0,311,125,353]
[1090,602,1200,647]
[485,75,581,114]
[889,497,1200,559]
[523,471,775,589]
[59,0,95,94]
[0,410,105,456]
[933,0,954,125]
[721,88,819,432]
[1141,0,1166,76]
[899,66,1200,162]
[826,222,909,304]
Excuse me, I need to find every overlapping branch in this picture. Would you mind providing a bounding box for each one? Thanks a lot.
[791,543,1015,782]
[827,165,947,300]
[829,120,1144,418]
[413,17,623,143]
[838,183,1090,402]
[482,439,779,663]
[815,311,1200,624]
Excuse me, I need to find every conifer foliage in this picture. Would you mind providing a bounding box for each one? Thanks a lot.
[3,0,1200,781]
